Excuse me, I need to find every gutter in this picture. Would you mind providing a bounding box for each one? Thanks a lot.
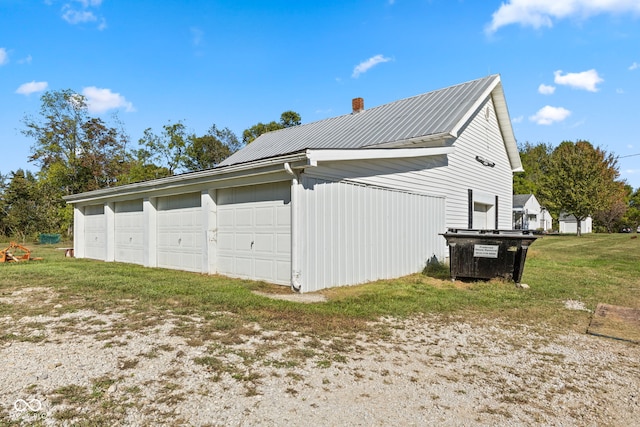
[63,152,309,204]
[284,162,302,293]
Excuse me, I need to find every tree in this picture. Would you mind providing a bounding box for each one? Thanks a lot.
[621,187,640,231]
[137,121,188,175]
[1,170,56,241]
[183,125,241,171]
[118,149,171,184]
[593,182,629,233]
[0,172,8,237]
[539,140,623,236]
[21,89,129,195]
[513,142,553,195]
[242,110,301,144]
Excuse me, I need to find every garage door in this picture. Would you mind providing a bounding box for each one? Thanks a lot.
[114,199,144,265]
[157,193,203,272]
[217,182,291,285]
[84,204,106,260]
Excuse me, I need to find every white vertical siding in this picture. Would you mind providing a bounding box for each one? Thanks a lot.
[303,98,513,232]
[299,177,445,292]
[143,197,158,267]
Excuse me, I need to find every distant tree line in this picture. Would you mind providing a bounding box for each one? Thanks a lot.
[514,141,639,235]
[0,89,300,241]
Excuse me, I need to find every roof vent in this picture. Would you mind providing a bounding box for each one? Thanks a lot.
[352,97,364,114]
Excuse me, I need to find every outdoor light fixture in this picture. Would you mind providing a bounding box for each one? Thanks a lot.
[475,155,495,167]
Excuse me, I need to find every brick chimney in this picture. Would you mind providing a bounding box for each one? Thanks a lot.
[352,97,364,114]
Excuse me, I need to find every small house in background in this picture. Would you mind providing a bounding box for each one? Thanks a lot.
[64,74,522,293]
[559,214,593,234]
[512,194,553,231]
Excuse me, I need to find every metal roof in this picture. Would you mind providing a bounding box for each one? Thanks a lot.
[220,74,514,167]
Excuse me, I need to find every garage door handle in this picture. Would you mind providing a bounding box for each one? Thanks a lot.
[251,240,254,249]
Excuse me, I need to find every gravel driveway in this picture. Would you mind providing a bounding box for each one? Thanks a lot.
[1,287,639,426]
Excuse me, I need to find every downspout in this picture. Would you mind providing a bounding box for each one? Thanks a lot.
[284,162,302,292]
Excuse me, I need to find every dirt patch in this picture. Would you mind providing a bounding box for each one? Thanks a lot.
[1,307,639,426]
[588,303,640,343]
[252,290,327,304]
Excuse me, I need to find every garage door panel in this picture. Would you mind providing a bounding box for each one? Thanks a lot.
[218,210,235,227]
[84,205,106,260]
[276,261,290,283]
[235,233,253,251]
[235,257,252,276]
[276,235,290,255]
[157,194,203,272]
[217,182,291,285]
[255,207,274,226]
[277,206,290,226]
[253,233,274,253]
[236,209,253,226]
[254,259,274,281]
[218,233,234,251]
[114,200,144,265]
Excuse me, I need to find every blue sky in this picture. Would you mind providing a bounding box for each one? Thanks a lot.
[1,0,639,188]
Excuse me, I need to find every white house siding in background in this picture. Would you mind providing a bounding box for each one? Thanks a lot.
[156,193,204,272]
[217,181,291,285]
[298,177,445,292]
[559,215,593,234]
[512,194,553,231]
[114,199,144,265]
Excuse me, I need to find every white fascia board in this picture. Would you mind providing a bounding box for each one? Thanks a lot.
[64,152,308,204]
[305,146,455,164]
[361,132,453,149]
[449,74,523,173]
[491,83,523,172]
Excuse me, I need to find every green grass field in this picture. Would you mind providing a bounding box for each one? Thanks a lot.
[1,234,639,336]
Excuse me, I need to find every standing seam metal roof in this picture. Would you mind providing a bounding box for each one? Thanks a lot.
[219,75,501,167]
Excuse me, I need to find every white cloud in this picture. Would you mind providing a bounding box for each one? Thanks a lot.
[629,62,639,70]
[512,115,524,123]
[191,27,204,46]
[0,48,8,66]
[61,0,106,29]
[352,54,391,78]
[62,8,97,24]
[82,86,135,114]
[486,0,640,34]
[18,54,32,64]
[538,84,555,95]
[15,81,48,95]
[616,88,625,94]
[554,69,603,92]
[529,105,571,125]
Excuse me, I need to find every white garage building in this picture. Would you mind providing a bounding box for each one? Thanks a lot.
[65,74,522,293]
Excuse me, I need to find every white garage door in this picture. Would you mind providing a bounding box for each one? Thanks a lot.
[217,182,291,285]
[157,193,203,272]
[84,204,106,260]
[114,199,144,265]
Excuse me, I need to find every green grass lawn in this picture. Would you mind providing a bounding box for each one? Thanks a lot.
[1,234,638,335]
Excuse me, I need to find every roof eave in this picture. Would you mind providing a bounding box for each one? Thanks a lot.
[63,152,309,204]
[305,146,455,166]
[449,75,523,173]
